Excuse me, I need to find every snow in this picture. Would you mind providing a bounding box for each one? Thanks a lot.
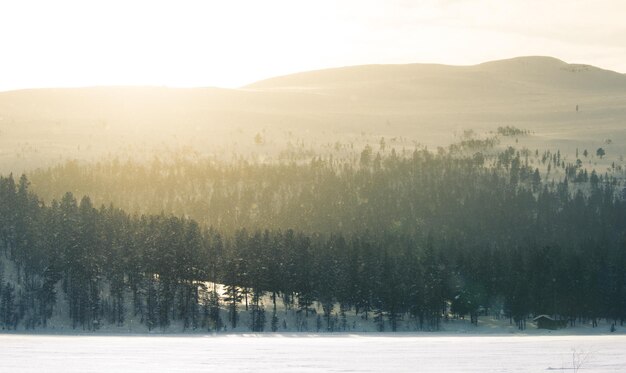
[2,59,626,175]
[1,334,626,372]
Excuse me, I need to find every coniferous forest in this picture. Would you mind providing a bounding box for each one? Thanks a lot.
[1,144,626,332]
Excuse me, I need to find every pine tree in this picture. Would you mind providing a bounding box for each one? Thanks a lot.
[146,278,158,331]
[1,282,17,329]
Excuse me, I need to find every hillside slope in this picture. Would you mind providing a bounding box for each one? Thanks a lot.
[1,56,625,173]
[247,56,626,93]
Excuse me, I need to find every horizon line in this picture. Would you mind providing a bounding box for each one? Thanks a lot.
[1,55,624,94]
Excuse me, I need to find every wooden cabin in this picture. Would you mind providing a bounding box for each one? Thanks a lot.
[533,315,567,330]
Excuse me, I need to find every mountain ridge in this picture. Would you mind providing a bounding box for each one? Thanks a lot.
[0,56,624,95]
[244,56,626,93]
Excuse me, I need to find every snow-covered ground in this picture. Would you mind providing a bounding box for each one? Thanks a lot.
[1,334,625,372]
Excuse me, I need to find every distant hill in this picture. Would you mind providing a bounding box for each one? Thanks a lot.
[247,56,626,93]
[1,56,625,173]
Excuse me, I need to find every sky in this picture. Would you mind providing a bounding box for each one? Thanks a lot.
[0,0,625,91]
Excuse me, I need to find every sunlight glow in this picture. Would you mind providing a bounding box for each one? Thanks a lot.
[0,0,625,91]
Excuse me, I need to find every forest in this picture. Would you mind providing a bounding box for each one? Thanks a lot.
[1,144,626,332]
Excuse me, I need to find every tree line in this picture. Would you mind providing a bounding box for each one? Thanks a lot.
[1,146,626,332]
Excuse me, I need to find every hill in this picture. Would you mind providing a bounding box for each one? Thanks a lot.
[1,56,625,173]
[247,56,626,93]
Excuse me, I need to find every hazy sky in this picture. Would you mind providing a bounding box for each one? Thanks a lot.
[1,0,625,91]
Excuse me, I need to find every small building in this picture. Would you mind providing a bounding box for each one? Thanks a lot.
[533,315,567,330]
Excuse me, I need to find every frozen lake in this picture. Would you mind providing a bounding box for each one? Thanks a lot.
[1,334,625,372]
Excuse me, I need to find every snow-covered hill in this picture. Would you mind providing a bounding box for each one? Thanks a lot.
[0,56,625,173]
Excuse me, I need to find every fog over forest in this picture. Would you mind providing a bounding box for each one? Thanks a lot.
[2,57,626,334]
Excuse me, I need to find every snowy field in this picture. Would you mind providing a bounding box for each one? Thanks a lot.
[1,334,626,372]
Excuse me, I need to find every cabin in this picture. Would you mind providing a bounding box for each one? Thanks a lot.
[533,315,567,330]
